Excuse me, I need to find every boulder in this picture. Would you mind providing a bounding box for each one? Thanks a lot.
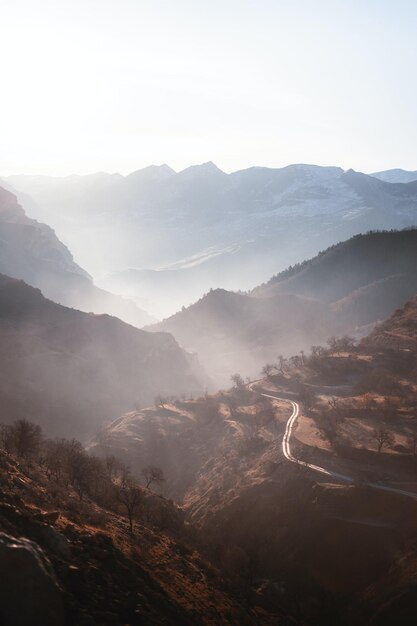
[35,510,60,524]
[0,532,64,626]
[37,524,71,558]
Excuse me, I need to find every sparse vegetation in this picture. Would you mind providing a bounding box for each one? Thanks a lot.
[230,373,245,389]
[372,428,395,454]
[115,474,143,533]
[1,419,41,459]
[142,465,165,491]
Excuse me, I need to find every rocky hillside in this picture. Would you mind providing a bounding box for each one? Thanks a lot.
[7,163,417,318]
[0,445,269,625]
[0,274,206,439]
[151,230,417,383]
[90,361,417,624]
[0,186,153,327]
[362,294,417,351]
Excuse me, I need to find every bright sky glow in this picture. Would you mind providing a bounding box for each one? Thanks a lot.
[1,0,417,175]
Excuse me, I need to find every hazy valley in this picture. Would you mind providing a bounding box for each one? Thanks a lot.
[5,2,417,622]
[0,185,154,327]
[151,228,417,383]
[2,153,417,624]
[6,164,417,318]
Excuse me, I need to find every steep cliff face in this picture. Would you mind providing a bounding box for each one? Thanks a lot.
[0,186,153,327]
[0,274,206,438]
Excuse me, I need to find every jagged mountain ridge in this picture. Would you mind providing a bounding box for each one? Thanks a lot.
[7,163,417,318]
[0,273,206,438]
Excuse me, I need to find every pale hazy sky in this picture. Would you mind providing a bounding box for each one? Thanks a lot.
[1,0,417,176]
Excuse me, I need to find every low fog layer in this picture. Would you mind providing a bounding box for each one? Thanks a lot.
[7,164,417,318]
[150,229,417,384]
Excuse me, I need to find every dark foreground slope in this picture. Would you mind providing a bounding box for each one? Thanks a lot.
[151,230,417,382]
[91,379,417,624]
[0,274,205,438]
[0,448,271,626]
[0,186,153,327]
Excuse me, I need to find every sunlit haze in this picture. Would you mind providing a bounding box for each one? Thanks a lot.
[2,3,417,624]
[1,0,417,176]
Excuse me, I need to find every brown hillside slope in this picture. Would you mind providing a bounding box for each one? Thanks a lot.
[0,274,206,439]
[363,294,417,350]
[0,448,272,626]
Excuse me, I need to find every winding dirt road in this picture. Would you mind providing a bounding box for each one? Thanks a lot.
[258,389,417,501]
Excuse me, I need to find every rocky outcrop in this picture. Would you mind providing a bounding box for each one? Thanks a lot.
[0,532,64,626]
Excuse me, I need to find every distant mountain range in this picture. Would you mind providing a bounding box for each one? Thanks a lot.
[0,274,206,438]
[150,229,417,383]
[371,168,417,184]
[6,163,417,318]
[0,185,154,326]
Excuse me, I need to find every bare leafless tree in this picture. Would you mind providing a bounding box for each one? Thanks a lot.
[0,424,14,454]
[327,336,356,353]
[277,355,287,374]
[7,419,42,459]
[230,373,245,389]
[115,476,143,533]
[311,345,326,358]
[372,428,394,454]
[43,439,66,480]
[407,433,417,456]
[261,364,275,380]
[104,454,119,480]
[142,465,165,490]
[298,384,316,413]
[68,449,95,501]
[154,395,166,408]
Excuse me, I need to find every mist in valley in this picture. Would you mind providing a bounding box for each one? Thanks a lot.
[8,163,417,320]
[2,1,417,625]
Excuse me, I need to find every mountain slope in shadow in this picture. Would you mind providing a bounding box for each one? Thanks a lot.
[0,273,206,438]
[151,229,417,383]
[0,186,154,327]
